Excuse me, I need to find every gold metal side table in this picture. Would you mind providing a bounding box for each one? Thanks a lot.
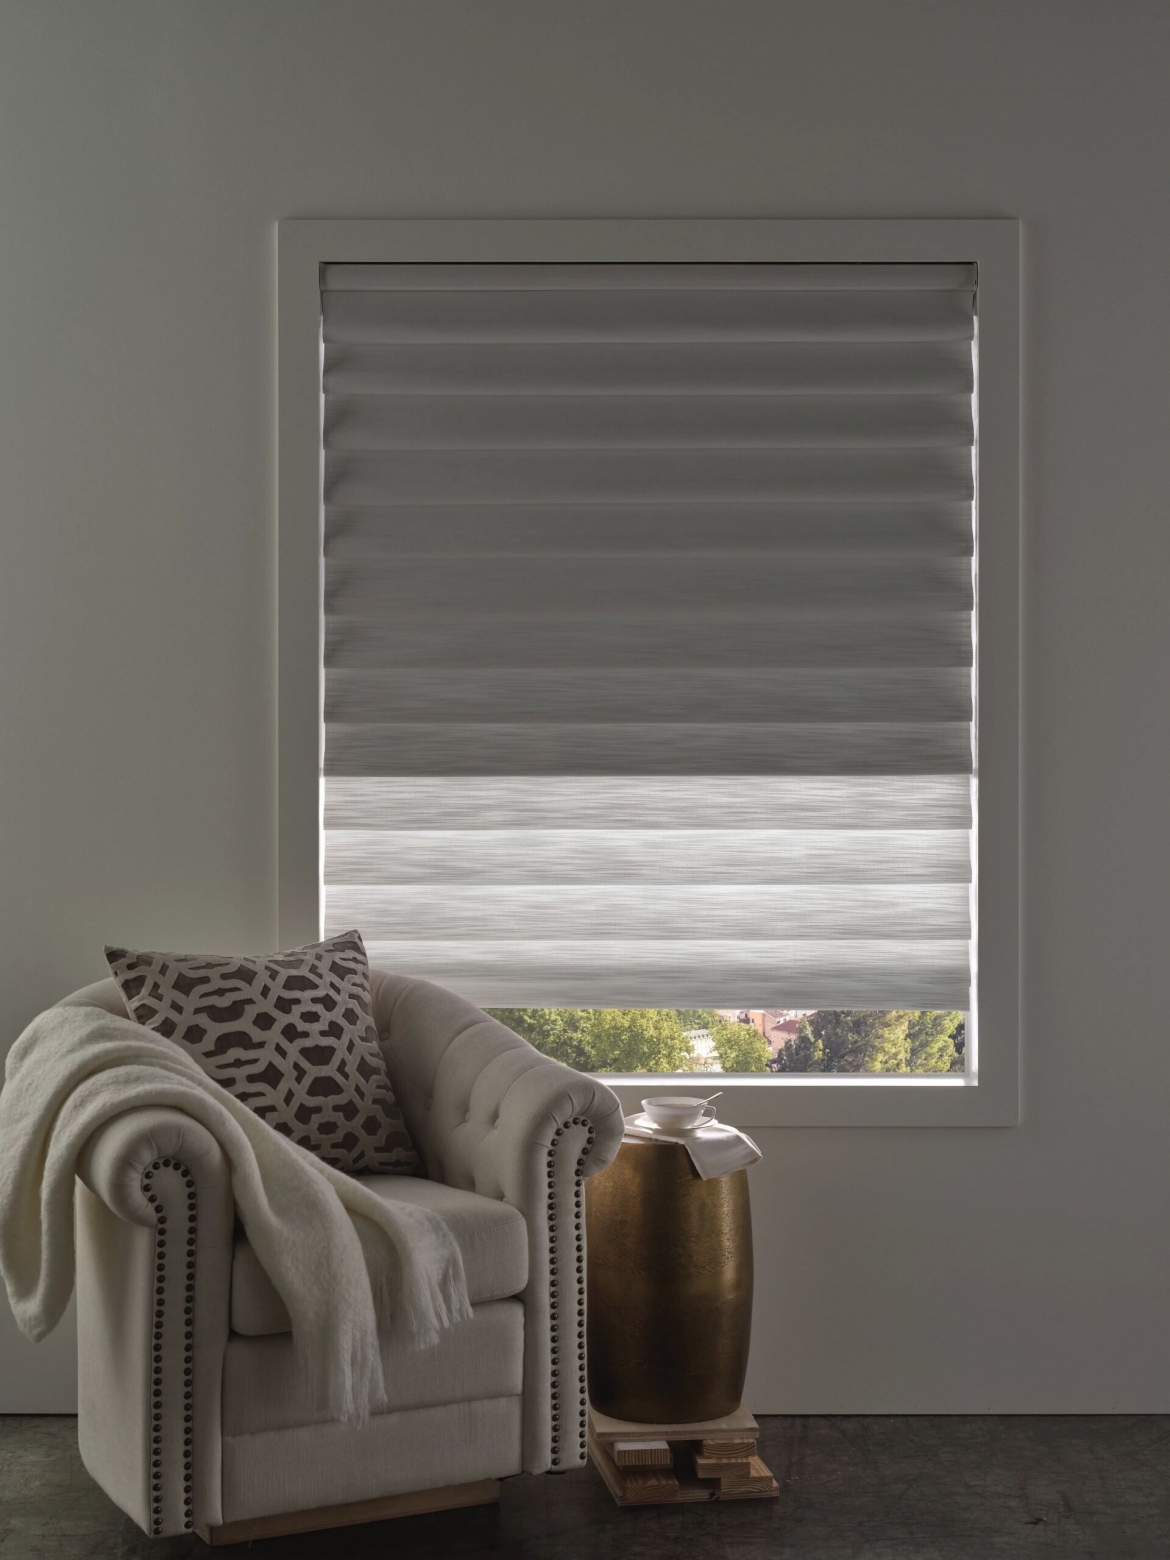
[585,1137,753,1424]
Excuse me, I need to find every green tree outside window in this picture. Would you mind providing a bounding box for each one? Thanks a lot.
[488,1006,964,1076]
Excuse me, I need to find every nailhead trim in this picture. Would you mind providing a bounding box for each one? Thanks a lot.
[546,1115,595,1469]
[142,1159,197,1535]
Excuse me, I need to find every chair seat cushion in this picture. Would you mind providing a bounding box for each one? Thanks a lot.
[230,1175,528,1336]
[224,1298,524,1436]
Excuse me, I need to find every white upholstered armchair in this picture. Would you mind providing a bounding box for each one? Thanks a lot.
[60,968,624,1544]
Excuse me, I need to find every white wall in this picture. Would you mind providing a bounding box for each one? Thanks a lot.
[2,0,1168,1412]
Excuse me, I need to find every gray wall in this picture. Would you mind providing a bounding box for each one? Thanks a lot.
[2,0,1168,1412]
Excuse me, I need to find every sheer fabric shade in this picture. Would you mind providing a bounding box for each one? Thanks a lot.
[320,262,976,1011]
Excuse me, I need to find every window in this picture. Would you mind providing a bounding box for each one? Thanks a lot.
[279,221,1019,1127]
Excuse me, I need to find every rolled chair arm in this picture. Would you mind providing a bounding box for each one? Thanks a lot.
[77,1104,233,1228]
[74,1104,233,1537]
[371,972,624,1474]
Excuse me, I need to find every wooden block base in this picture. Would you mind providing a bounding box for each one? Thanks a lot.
[613,1439,673,1468]
[698,1453,776,1493]
[587,1407,778,1507]
[702,1436,758,1458]
[694,1450,754,1478]
[198,1479,500,1545]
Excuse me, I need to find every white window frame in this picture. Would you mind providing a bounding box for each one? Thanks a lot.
[277,218,1020,1128]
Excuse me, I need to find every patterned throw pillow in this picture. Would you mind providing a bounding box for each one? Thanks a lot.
[104,930,418,1176]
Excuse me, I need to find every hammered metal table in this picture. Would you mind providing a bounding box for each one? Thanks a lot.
[585,1136,753,1424]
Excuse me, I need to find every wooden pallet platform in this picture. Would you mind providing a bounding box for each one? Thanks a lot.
[587,1407,778,1507]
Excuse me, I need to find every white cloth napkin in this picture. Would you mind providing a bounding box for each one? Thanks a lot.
[622,1114,762,1180]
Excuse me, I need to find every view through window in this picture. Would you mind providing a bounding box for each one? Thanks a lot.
[486,1008,966,1075]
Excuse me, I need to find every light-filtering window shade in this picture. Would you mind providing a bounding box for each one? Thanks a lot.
[320,262,976,1010]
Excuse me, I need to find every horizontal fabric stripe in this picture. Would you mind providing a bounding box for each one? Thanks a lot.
[323,341,975,396]
[328,886,969,940]
[323,776,974,831]
[326,610,974,670]
[325,723,973,776]
[350,938,972,1011]
[325,669,973,725]
[324,830,971,884]
[322,263,978,292]
[324,503,974,558]
[325,554,973,614]
[325,447,974,505]
[324,392,974,450]
[323,289,975,345]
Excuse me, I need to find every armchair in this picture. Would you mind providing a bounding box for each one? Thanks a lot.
[60,968,624,1543]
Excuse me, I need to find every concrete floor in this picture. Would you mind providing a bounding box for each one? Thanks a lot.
[1,1415,1168,1559]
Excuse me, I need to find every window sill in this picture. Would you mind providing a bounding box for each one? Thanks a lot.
[599,1070,1018,1128]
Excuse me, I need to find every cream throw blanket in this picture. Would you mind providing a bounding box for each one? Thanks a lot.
[0,1003,472,1423]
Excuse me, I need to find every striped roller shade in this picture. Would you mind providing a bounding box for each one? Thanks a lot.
[321,262,976,1010]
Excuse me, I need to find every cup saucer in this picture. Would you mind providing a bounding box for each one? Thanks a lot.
[627,1111,712,1137]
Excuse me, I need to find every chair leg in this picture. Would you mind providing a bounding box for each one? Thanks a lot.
[197,1478,501,1545]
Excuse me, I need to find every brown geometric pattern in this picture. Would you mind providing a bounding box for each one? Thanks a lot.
[105,930,418,1176]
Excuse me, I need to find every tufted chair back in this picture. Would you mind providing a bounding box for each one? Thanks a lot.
[368,969,620,1199]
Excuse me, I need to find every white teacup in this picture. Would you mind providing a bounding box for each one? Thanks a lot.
[641,1095,716,1131]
